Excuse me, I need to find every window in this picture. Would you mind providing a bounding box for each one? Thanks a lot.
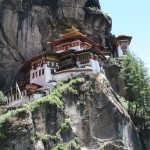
[32,73,34,79]
[51,69,54,74]
[39,70,41,76]
[36,72,38,77]
[54,62,56,67]
[121,42,127,51]
[79,55,89,64]
[42,68,44,75]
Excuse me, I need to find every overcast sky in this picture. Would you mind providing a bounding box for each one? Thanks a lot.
[100,0,150,72]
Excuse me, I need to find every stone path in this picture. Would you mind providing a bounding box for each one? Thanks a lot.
[5,97,35,108]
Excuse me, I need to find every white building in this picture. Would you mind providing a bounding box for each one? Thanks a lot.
[116,35,132,57]
[20,26,106,96]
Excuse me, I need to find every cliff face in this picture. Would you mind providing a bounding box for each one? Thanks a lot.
[105,64,126,98]
[0,0,113,90]
[0,74,142,150]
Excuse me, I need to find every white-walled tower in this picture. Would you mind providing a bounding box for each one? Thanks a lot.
[116,35,132,57]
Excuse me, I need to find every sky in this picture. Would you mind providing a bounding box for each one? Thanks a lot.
[100,0,150,72]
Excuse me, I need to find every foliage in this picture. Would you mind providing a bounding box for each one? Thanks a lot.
[0,81,65,140]
[51,138,80,150]
[42,134,58,143]
[0,77,85,140]
[119,51,150,129]
[108,57,123,67]
[23,82,64,111]
[108,57,116,66]
[59,118,71,133]
[116,94,129,111]
[0,91,7,105]
[61,77,85,95]
[0,107,27,140]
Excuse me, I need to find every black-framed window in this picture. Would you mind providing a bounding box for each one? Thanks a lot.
[32,73,34,79]
[42,68,44,75]
[39,70,41,76]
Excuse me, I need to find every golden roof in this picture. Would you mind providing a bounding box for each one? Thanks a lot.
[62,26,86,38]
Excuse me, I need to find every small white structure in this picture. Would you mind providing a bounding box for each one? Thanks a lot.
[116,35,132,57]
[30,57,58,86]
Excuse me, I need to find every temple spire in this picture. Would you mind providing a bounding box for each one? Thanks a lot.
[62,26,86,38]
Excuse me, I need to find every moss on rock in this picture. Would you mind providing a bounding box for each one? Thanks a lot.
[51,138,80,150]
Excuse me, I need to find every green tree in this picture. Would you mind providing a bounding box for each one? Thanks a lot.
[120,52,150,129]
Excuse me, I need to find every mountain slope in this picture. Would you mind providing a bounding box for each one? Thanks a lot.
[0,74,142,150]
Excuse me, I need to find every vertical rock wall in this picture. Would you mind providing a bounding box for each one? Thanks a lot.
[63,74,142,150]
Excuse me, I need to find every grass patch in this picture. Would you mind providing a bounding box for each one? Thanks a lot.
[59,118,71,133]
[51,137,80,150]
[23,81,64,111]
[42,134,58,143]
[0,76,86,140]
[116,94,128,110]
[0,107,27,140]
[61,77,85,95]
[0,81,65,140]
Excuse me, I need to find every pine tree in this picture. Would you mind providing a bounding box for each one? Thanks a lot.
[120,52,150,129]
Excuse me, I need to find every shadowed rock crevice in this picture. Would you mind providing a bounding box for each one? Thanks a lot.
[85,0,101,9]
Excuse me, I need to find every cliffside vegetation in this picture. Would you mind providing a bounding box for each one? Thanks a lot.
[0,82,64,141]
[119,52,150,130]
[0,91,7,105]
[0,74,143,149]
[0,77,86,149]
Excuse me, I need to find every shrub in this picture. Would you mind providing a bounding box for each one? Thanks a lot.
[0,91,7,105]
[42,134,58,143]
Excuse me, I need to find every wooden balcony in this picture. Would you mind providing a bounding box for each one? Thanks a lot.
[59,58,76,69]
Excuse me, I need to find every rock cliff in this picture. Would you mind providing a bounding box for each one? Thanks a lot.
[0,1,147,149]
[0,74,142,150]
[0,0,113,90]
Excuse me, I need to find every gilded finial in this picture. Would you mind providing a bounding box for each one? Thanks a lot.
[62,26,86,38]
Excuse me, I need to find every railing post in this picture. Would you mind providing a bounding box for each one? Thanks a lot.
[11,94,14,102]
[7,94,10,104]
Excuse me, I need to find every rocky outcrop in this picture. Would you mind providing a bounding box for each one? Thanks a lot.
[0,0,113,90]
[139,130,150,150]
[104,63,126,98]
[0,74,142,149]
[64,74,141,150]
[0,95,67,150]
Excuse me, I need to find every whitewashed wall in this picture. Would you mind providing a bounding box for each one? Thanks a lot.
[117,45,123,57]
[30,64,52,86]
